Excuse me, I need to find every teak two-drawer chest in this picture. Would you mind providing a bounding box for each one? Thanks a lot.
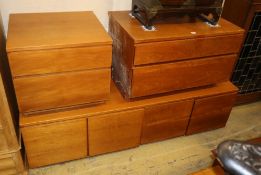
[109,11,244,99]
[6,12,112,114]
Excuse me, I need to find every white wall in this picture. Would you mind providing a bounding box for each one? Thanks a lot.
[0,0,132,35]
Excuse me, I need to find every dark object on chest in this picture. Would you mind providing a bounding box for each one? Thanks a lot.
[132,0,225,29]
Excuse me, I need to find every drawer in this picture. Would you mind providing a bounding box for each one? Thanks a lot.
[88,109,143,156]
[132,54,237,98]
[8,45,112,77]
[186,93,237,135]
[21,118,87,168]
[134,34,243,65]
[14,68,111,113]
[142,119,190,144]
[141,100,193,144]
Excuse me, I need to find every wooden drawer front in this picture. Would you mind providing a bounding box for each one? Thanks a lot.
[132,54,236,98]
[8,45,112,77]
[186,93,237,135]
[142,119,190,144]
[22,119,87,168]
[14,69,111,113]
[134,34,243,65]
[88,109,143,156]
[141,100,193,144]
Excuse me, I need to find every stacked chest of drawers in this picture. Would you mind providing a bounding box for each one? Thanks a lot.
[6,11,112,169]
[6,11,245,169]
[108,11,245,136]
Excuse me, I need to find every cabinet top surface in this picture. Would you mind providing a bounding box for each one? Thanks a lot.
[20,82,238,127]
[109,11,244,43]
[7,11,112,52]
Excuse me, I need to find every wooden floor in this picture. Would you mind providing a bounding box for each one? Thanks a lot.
[28,101,261,175]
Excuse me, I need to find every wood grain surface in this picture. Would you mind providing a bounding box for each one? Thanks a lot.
[109,11,244,44]
[142,100,194,143]
[7,12,112,114]
[7,11,112,52]
[88,109,143,156]
[132,54,237,98]
[8,45,112,77]
[20,82,238,127]
[134,34,243,65]
[20,82,238,168]
[22,118,87,168]
[14,69,111,114]
[186,93,238,135]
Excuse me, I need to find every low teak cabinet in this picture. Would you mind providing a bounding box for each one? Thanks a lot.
[20,82,238,168]
[6,12,112,114]
[109,11,244,99]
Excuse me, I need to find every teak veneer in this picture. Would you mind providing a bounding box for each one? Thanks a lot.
[6,12,112,114]
[109,11,244,99]
[20,82,238,168]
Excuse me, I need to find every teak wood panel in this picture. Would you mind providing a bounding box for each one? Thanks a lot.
[131,54,237,98]
[18,82,238,167]
[142,119,190,143]
[14,69,111,113]
[8,46,112,77]
[7,12,112,52]
[134,34,243,65]
[186,93,237,135]
[88,109,144,156]
[141,100,194,144]
[22,118,87,168]
[19,82,238,127]
[109,12,244,44]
